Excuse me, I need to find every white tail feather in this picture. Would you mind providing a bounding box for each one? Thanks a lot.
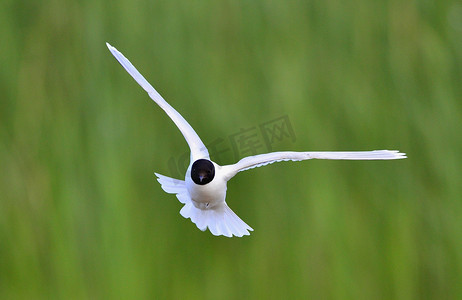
[180,202,253,237]
[155,173,253,237]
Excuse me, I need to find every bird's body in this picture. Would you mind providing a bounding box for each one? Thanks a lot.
[185,162,226,210]
[107,43,407,237]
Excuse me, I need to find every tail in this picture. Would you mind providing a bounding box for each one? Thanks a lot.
[155,173,253,237]
[179,201,253,237]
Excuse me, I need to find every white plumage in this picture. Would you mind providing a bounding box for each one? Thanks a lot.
[107,43,407,237]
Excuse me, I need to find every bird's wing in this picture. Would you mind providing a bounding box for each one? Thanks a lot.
[107,43,209,161]
[221,150,406,180]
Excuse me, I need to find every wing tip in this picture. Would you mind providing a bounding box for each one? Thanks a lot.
[106,42,115,52]
[106,42,121,58]
[380,150,407,159]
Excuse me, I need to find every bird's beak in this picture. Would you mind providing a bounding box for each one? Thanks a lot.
[199,174,205,182]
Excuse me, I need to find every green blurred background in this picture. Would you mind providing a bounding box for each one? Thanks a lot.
[1,0,461,298]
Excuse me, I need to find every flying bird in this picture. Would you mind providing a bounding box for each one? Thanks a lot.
[106,43,407,238]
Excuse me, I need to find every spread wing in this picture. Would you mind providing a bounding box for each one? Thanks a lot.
[221,150,406,180]
[107,43,209,161]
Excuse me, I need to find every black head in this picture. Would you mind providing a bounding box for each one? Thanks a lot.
[191,159,215,185]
